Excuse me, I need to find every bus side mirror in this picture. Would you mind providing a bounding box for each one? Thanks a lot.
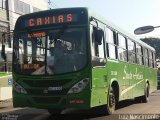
[93,27,103,45]
[1,45,6,60]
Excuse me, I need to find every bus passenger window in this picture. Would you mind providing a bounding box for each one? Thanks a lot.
[144,48,149,67]
[149,51,153,68]
[136,44,143,65]
[127,39,136,63]
[152,52,156,68]
[117,34,127,61]
[106,28,116,59]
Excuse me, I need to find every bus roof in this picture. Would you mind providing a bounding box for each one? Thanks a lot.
[88,9,155,52]
[14,7,89,30]
[15,7,155,52]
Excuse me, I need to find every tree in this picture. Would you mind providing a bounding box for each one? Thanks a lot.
[141,37,160,58]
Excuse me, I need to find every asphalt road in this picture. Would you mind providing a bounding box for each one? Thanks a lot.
[0,90,160,120]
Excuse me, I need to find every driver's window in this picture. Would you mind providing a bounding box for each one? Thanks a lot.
[91,25,105,58]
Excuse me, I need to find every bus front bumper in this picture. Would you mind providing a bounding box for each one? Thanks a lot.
[13,91,90,110]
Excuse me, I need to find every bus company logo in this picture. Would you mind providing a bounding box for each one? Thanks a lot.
[48,86,63,91]
[123,66,143,80]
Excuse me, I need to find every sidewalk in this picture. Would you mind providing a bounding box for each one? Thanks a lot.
[0,99,13,109]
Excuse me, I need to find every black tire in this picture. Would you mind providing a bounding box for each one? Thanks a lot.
[141,83,149,103]
[106,87,116,115]
[48,109,62,115]
[135,83,149,103]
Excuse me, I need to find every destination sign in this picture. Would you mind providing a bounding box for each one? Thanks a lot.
[28,32,46,38]
[23,64,40,70]
[26,13,78,27]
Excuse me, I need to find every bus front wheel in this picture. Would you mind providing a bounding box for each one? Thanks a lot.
[106,87,116,114]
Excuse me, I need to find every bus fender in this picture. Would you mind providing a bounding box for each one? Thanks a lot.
[145,79,150,90]
[108,78,119,102]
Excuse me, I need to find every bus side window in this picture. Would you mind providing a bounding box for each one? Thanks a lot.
[117,34,127,62]
[136,43,143,65]
[105,28,117,59]
[92,26,105,58]
[149,50,152,68]
[152,52,156,68]
[141,46,144,65]
[144,48,149,67]
[127,39,136,64]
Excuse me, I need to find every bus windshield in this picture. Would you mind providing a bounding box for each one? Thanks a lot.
[13,27,87,75]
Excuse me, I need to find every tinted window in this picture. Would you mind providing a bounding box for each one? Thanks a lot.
[118,34,127,61]
[106,28,117,59]
[128,39,136,63]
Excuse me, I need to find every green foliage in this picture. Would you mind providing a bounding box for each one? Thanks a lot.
[0,73,10,77]
[141,37,160,58]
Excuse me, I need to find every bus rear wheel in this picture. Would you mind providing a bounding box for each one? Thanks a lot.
[106,87,116,114]
[141,83,149,103]
[135,83,149,103]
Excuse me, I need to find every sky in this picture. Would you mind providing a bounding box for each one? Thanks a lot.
[51,0,160,38]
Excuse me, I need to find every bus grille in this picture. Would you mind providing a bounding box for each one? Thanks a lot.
[26,88,69,96]
[32,97,61,104]
[22,79,70,87]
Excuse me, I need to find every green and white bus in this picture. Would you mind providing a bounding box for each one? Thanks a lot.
[12,7,157,114]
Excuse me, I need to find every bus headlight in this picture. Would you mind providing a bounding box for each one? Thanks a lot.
[67,78,89,94]
[13,82,27,94]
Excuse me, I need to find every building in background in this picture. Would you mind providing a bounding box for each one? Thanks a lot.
[0,0,10,73]
[0,0,48,72]
[8,0,48,49]
[0,0,48,49]
[0,0,49,48]
[8,0,48,32]
[0,0,48,100]
[0,0,9,48]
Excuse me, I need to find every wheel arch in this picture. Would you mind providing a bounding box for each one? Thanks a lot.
[145,79,150,90]
[110,79,119,103]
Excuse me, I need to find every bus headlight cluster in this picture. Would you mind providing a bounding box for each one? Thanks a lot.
[13,82,27,94]
[67,78,89,94]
